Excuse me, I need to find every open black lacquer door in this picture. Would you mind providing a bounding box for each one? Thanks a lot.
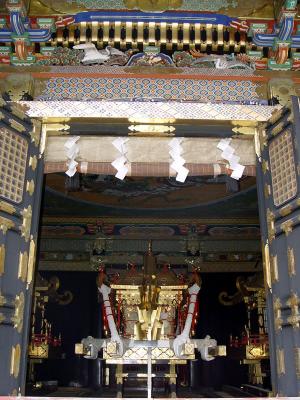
[256,96,300,396]
[0,98,44,395]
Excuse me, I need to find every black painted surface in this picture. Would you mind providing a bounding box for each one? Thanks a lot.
[256,96,300,396]
[0,104,44,395]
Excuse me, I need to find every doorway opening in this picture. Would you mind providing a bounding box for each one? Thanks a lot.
[25,171,270,398]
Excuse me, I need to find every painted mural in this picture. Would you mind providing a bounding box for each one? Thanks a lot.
[41,222,260,239]
[45,173,257,209]
[27,0,276,17]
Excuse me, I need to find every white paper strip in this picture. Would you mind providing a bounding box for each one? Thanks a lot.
[231,164,245,180]
[168,138,189,183]
[111,137,129,180]
[217,138,231,151]
[217,138,245,181]
[64,136,80,177]
[228,154,240,169]
[176,166,189,183]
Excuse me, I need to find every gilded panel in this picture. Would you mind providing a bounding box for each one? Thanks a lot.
[269,128,297,207]
[0,244,5,275]
[268,78,297,107]
[287,247,296,277]
[276,348,285,375]
[10,344,21,378]
[0,128,28,204]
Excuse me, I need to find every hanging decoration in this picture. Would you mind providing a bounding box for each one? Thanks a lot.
[168,138,189,183]
[217,138,245,180]
[111,137,129,180]
[64,136,80,177]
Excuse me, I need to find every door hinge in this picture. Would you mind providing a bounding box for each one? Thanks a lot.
[10,344,21,378]
[27,239,36,287]
[0,244,5,275]
[18,251,28,282]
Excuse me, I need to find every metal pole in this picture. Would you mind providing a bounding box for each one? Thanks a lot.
[147,348,152,399]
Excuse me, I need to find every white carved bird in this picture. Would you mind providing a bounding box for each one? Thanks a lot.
[73,43,109,64]
[73,43,124,65]
[106,46,124,56]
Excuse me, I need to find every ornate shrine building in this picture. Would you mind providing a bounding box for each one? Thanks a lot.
[0,0,300,399]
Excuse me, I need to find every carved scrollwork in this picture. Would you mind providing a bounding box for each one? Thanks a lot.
[266,209,275,243]
[0,216,15,235]
[286,292,300,329]
[20,205,32,242]
[36,274,73,305]
[31,119,41,147]
[218,273,264,306]
[274,297,283,331]
[26,179,35,196]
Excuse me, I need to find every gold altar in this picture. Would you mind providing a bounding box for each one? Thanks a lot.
[76,245,224,397]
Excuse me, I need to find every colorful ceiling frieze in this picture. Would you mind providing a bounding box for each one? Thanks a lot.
[27,0,276,18]
[0,0,298,70]
[40,222,260,239]
[249,0,300,70]
[35,65,256,76]
[38,76,261,102]
[66,0,239,12]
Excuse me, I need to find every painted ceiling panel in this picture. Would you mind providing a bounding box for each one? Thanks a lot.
[26,0,277,18]
[44,175,258,217]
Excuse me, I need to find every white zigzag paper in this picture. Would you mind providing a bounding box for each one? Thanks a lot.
[168,138,189,183]
[217,138,245,180]
[111,138,129,180]
[64,136,80,177]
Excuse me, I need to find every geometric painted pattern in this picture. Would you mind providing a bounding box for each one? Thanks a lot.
[49,65,255,77]
[180,0,238,10]
[269,128,297,207]
[21,100,279,122]
[39,77,259,102]
[0,127,28,203]
[70,0,238,12]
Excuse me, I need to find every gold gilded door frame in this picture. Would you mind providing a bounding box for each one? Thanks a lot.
[0,99,44,395]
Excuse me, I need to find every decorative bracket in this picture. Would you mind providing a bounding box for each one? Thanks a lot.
[274,297,283,331]
[11,292,24,333]
[286,292,300,329]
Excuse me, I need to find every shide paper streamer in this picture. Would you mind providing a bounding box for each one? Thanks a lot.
[217,138,245,180]
[64,136,80,177]
[111,137,129,180]
[168,138,189,183]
